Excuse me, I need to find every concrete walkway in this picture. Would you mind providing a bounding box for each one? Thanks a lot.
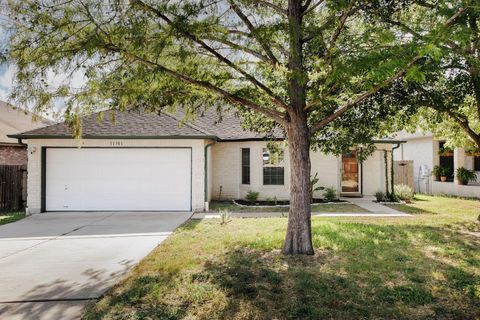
[0,211,191,320]
[341,196,406,214]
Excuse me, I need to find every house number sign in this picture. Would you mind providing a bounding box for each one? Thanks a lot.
[110,141,124,146]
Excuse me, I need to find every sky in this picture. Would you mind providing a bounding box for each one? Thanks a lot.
[0,17,12,102]
[0,63,14,102]
[0,21,86,117]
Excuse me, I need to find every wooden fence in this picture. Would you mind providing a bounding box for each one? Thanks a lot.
[394,160,414,190]
[0,165,27,211]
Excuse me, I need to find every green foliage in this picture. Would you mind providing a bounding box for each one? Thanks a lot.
[264,141,284,166]
[375,191,386,202]
[432,165,450,177]
[394,184,414,201]
[381,4,480,148]
[323,187,337,202]
[2,0,455,155]
[310,172,325,202]
[246,190,259,202]
[456,167,477,185]
[438,145,454,156]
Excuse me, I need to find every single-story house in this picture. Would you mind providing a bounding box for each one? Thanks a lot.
[0,100,52,165]
[9,109,404,214]
[393,130,480,198]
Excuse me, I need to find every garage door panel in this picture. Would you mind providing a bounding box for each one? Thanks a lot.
[45,148,191,211]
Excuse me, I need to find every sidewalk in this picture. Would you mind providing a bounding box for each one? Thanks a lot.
[341,196,405,214]
[193,198,411,219]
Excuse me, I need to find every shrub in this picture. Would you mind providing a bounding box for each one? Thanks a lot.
[432,165,450,177]
[323,187,337,202]
[375,191,386,202]
[310,172,325,202]
[246,190,259,202]
[456,167,477,185]
[394,184,414,201]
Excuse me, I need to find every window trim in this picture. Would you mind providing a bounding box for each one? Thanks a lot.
[241,148,250,185]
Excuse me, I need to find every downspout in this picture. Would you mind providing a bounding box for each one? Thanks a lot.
[391,142,402,197]
[204,140,217,211]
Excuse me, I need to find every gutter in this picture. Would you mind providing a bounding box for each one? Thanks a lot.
[204,140,217,210]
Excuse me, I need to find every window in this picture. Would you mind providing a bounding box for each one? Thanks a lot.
[439,141,454,181]
[474,156,480,171]
[263,167,284,185]
[241,148,250,184]
[263,147,284,185]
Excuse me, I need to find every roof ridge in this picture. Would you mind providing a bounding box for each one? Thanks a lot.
[162,111,215,137]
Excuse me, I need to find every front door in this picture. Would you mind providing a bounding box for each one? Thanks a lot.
[341,150,360,194]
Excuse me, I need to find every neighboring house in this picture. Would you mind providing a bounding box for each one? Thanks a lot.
[0,100,53,165]
[9,109,403,214]
[393,130,480,198]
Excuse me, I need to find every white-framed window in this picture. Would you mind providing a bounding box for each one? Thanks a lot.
[263,147,284,185]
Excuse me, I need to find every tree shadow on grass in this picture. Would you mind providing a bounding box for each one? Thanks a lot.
[84,222,480,320]
[195,224,480,320]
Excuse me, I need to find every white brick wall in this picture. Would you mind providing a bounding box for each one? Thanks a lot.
[25,138,394,213]
[26,138,209,213]
[210,141,391,201]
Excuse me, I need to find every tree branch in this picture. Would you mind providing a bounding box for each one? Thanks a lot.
[252,0,287,15]
[101,43,286,125]
[131,0,287,110]
[206,36,273,64]
[227,0,280,65]
[302,0,325,16]
[444,109,480,147]
[309,57,423,134]
[309,6,468,134]
[324,1,357,65]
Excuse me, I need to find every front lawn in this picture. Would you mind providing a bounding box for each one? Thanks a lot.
[0,211,25,225]
[85,196,480,320]
[209,201,369,213]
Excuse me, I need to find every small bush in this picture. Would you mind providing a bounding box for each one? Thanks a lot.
[246,190,259,202]
[375,191,386,202]
[323,187,337,202]
[456,167,477,185]
[394,184,414,201]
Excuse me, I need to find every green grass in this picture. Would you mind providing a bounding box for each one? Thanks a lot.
[84,195,480,320]
[0,211,25,225]
[209,201,369,213]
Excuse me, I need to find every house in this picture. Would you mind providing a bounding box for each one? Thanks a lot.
[393,130,480,198]
[0,100,52,165]
[9,108,404,214]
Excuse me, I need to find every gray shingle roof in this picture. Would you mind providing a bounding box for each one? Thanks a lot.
[9,108,283,141]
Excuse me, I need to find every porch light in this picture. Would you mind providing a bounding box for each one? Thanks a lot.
[262,150,270,161]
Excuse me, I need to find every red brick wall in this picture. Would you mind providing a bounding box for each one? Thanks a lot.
[0,145,28,165]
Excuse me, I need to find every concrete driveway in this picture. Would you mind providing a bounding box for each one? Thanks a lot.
[0,211,191,320]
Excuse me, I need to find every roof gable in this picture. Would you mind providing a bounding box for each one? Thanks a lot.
[0,101,53,144]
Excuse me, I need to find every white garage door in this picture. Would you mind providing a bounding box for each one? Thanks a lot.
[45,148,191,211]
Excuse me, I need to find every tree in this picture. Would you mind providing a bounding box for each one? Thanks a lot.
[378,2,480,148]
[3,0,466,254]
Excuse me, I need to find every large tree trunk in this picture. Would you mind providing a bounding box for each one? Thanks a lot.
[283,111,314,255]
[282,0,314,255]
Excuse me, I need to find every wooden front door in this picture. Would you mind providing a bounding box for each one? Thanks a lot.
[341,151,360,193]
